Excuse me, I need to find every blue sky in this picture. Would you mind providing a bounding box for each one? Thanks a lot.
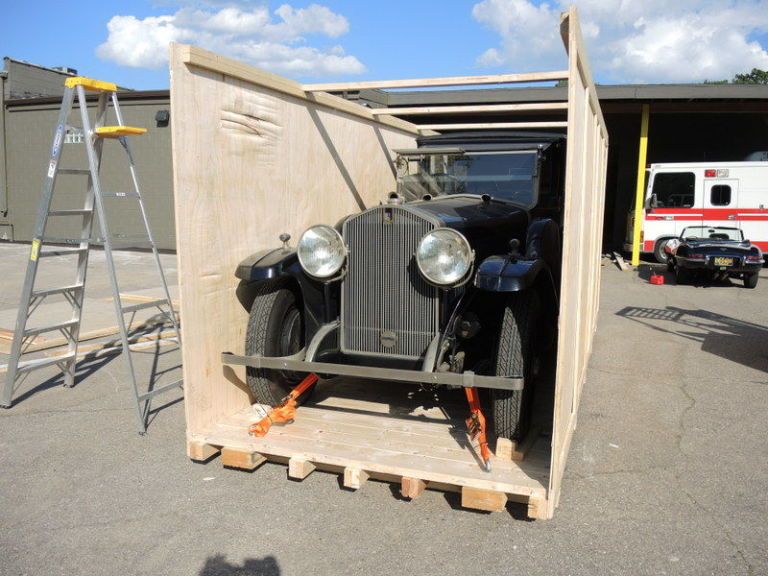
[2,1,768,90]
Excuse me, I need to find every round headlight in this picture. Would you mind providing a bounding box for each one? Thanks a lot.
[297,225,346,279]
[416,228,473,286]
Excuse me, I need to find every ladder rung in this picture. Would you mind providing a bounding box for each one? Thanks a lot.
[40,237,92,245]
[16,352,77,373]
[64,77,117,92]
[48,209,93,217]
[109,240,154,250]
[138,379,183,402]
[32,284,84,298]
[121,299,170,314]
[102,191,140,198]
[95,126,147,138]
[38,247,88,257]
[57,169,91,175]
[24,319,79,337]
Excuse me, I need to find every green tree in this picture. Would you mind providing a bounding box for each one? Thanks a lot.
[732,68,768,84]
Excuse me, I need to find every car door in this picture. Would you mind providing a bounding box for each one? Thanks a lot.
[704,178,739,234]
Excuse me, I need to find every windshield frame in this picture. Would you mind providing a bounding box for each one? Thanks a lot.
[680,226,744,242]
[396,149,541,209]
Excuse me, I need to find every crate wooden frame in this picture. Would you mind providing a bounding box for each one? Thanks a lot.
[171,7,607,520]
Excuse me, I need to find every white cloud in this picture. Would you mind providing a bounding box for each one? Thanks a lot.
[472,0,768,83]
[97,2,365,77]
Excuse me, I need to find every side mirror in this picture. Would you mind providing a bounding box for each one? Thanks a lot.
[645,194,658,210]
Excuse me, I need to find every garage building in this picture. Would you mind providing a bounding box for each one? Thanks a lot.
[1,58,767,251]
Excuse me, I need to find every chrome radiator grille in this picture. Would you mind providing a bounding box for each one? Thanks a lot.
[341,206,438,359]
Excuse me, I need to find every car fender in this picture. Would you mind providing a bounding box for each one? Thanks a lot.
[474,256,552,292]
[235,248,329,342]
[235,248,299,281]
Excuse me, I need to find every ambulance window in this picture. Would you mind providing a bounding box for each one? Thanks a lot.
[710,185,731,206]
[652,172,695,208]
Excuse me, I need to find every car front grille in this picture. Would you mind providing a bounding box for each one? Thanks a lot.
[341,206,439,359]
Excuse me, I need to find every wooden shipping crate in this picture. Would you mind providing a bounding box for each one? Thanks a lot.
[171,7,607,520]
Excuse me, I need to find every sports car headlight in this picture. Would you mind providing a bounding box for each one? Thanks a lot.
[297,225,346,279]
[416,228,473,286]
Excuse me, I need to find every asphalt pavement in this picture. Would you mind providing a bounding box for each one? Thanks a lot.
[1,242,766,576]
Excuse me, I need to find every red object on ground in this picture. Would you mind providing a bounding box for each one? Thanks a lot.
[650,274,665,285]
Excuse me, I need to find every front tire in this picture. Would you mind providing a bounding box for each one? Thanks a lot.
[490,291,540,441]
[244,279,312,406]
[744,273,759,289]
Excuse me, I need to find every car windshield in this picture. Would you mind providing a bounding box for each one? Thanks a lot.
[681,226,743,242]
[397,151,538,207]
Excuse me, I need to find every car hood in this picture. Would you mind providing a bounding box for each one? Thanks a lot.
[404,194,528,232]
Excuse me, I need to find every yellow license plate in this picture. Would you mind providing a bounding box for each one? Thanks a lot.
[714,256,734,267]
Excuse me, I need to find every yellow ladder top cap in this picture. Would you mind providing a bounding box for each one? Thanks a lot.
[64,77,118,92]
[95,126,147,138]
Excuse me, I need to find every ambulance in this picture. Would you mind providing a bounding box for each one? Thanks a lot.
[626,159,768,263]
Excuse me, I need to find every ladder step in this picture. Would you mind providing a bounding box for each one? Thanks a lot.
[48,209,93,216]
[24,319,79,337]
[40,237,92,245]
[109,240,154,250]
[138,379,183,402]
[38,247,88,257]
[102,191,140,198]
[95,126,147,138]
[57,169,91,175]
[32,284,84,298]
[121,299,170,314]
[64,77,117,92]
[16,352,77,374]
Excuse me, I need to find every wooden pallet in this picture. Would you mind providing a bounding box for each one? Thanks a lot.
[188,380,550,519]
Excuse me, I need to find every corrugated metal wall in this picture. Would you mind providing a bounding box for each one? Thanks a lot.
[1,95,176,250]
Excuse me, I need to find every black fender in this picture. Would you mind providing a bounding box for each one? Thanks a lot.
[524,218,561,287]
[235,247,301,281]
[235,248,334,344]
[474,256,551,292]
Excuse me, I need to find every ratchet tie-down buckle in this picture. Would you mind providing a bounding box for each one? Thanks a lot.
[464,386,492,472]
[249,373,319,437]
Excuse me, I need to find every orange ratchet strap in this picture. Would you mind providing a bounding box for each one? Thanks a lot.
[249,373,319,437]
[464,386,492,472]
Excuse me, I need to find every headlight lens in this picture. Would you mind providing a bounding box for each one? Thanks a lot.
[297,225,346,278]
[416,228,473,286]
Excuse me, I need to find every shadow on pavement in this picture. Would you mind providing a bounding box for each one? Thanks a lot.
[616,305,768,373]
[199,554,280,576]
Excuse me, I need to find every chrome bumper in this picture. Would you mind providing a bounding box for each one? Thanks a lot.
[221,352,524,391]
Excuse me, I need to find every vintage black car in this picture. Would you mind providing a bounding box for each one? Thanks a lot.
[233,131,566,447]
[665,226,763,288]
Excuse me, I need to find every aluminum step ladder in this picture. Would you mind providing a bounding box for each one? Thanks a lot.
[1,77,182,433]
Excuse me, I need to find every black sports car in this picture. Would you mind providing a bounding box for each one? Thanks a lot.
[665,226,763,288]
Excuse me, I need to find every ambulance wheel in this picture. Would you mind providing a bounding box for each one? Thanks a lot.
[654,238,671,264]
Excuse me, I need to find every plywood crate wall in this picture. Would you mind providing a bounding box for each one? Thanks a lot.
[171,7,607,519]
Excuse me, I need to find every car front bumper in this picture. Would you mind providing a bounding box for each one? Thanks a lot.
[221,352,524,391]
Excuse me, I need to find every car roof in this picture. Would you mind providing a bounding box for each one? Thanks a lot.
[417,130,565,153]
